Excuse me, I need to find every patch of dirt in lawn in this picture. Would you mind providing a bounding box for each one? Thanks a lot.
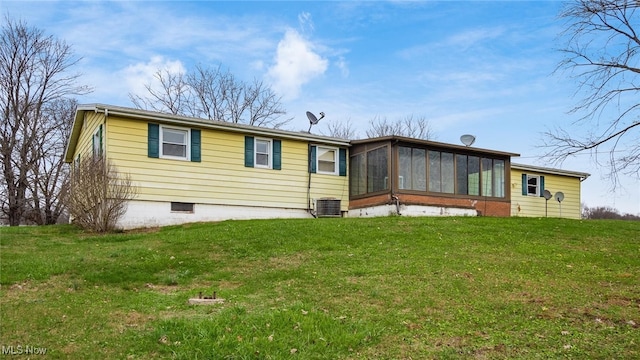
[507,291,549,305]
[143,283,181,294]
[145,278,243,293]
[471,343,511,359]
[268,252,307,269]
[217,280,242,290]
[61,342,80,355]
[111,310,156,334]
[1,276,78,299]
[605,295,638,307]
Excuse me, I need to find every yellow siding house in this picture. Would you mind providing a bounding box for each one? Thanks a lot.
[510,163,590,219]
[64,104,350,229]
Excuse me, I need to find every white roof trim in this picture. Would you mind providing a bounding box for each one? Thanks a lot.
[512,162,590,181]
[80,103,350,145]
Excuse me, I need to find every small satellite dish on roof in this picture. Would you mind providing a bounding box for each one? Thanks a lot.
[460,134,476,147]
[306,111,325,133]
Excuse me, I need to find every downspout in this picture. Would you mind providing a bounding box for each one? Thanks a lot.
[392,195,401,215]
[391,139,401,215]
[307,144,317,218]
[308,170,317,218]
[100,108,109,231]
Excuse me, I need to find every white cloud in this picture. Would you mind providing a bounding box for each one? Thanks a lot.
[336,56,349,77]
[121,56,186,99]
[398,26,506,60]
[445,27,506,49]
[298,12,314,34]
[267,29,328,100]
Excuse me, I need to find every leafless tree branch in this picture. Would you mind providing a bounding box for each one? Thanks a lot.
[365,115,436,140]
[322,118,359,140]
[1,16,90,225]
[129,64,290,128]
[546,0,640,186]
[67,157,137,232]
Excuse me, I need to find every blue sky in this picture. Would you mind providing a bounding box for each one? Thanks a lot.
[3,0,639,214]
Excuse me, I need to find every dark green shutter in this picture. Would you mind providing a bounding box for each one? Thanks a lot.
[539,176,545,197]
[148,123,159,158]
[244,136,254,167]
[339,148,347,176]
[521,174,527,195]
[309,145,317,173]
[99,124,103,156]
[273,140,281,170]
[190,129,201,162]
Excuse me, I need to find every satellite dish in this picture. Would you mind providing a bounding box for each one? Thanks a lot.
[543,189,552,200]
[554,191,564,203]
[306,111,318,124]
[306,111,325,132]
[460,134,476,147]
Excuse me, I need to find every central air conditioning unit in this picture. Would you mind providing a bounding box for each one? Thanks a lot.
[316,198,342,217]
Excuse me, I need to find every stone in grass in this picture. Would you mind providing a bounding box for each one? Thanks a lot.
[188,298,225,305]
[188,291,225,305]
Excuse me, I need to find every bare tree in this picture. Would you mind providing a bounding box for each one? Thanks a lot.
[68,157,137,232]
[322,118,359,140]
[582,204,640,220]
[26,98,77,225]
[545,0,640,185]
[245,78,290,128]
[129,69,191,115]
[365,115,436,140]
[185,65,230,121]
[129,64,290,128]
[0,17,90,226]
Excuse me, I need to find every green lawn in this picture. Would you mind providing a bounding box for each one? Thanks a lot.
[1,217,638,359]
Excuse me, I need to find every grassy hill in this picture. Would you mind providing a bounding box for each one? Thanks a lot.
[1,217,638,359]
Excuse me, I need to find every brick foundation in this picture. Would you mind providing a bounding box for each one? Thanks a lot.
[350,193,510,217]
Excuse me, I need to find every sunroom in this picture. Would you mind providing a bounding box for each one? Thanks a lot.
[347,136,519,217]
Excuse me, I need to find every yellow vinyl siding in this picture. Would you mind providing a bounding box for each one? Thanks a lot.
[73,111,105,161]
[106,117,348,211]
[511,170,582,219]
[310,174,349,211]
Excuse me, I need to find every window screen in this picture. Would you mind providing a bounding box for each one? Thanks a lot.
[162,128,188,158]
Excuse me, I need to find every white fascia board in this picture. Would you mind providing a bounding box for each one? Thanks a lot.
[512,162,591,181]
[83,103,351,147]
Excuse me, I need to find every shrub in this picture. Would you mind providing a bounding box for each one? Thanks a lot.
[67,157,137,232]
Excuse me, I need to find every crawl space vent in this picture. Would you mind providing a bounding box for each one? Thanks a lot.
[316,198,341,217]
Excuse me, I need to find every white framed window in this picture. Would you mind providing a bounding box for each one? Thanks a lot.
[255,138,272,168]
[317,146,338,174]
[527,174,540,196]
[161,126,189,160]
